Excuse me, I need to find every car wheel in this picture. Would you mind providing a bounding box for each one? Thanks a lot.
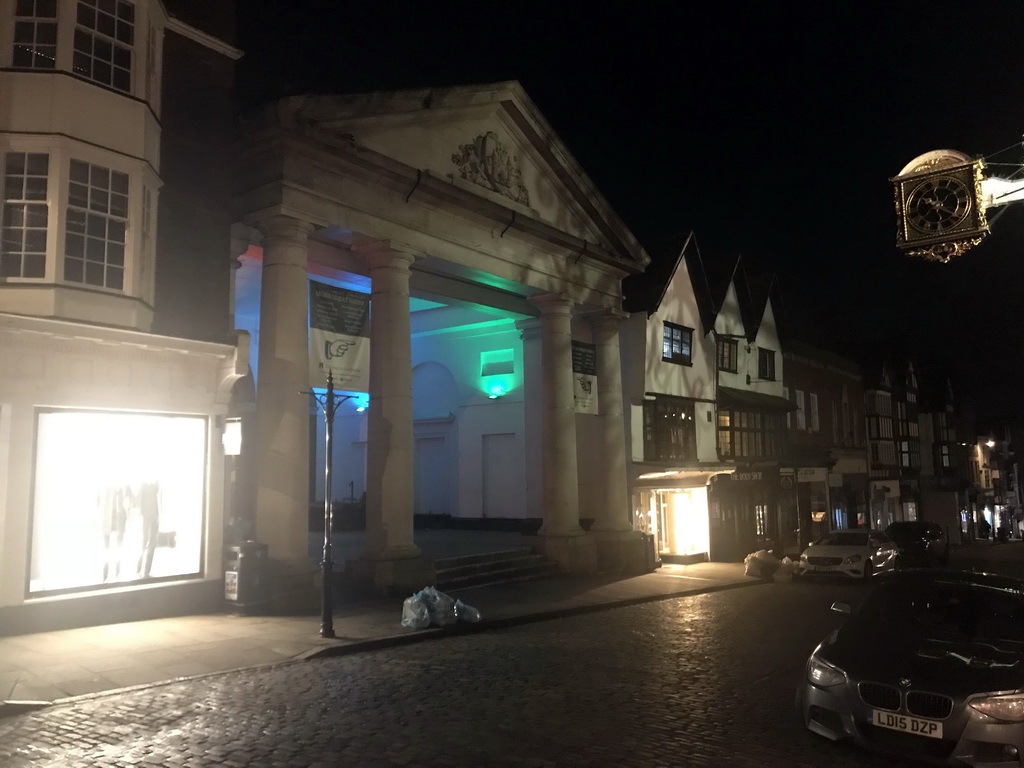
[863,561,874,582]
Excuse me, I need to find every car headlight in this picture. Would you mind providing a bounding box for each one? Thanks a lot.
[800,554,808,562]
[970,693,1024,722]
[842,554,862,564]
[807,655,847,687]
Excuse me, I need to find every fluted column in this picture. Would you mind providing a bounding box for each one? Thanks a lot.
[589,310,632,533]
[362,248,420,561]
[254,215,315,563]
[530,293,583,537]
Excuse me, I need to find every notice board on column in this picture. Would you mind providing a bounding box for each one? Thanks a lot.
[309,280,370,391]
[572,341,598,414]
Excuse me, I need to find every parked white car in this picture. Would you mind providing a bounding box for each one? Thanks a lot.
[797,529,901,581]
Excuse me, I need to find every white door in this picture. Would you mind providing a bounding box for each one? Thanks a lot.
[483,433,519,518]
[415,437,448,515]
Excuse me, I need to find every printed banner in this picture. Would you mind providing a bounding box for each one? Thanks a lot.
[572,341,598,414]
[309,281,370,391]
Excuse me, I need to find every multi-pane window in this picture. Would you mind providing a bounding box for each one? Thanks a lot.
[64,159,128,290]
[717,409,784,459]
[940,444,951,469]
[758,348,775,380]
[74,0,134,93]
[794,390,806,430]
[1,152,49,278]
[662,322,693,365]
[643,396,696,461]
[716,337,738,372]
[871,441,897,466]
[13,0,58,69]
[899,440,920,469]
[867,415,893,439]
[809,393,819,432]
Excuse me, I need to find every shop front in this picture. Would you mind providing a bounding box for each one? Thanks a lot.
[0,315,244,634]
[632,469,732,563]
[709,466,791,562]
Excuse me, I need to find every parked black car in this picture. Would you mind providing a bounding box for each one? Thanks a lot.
[798,569,1024,765]
[885,521,950,567]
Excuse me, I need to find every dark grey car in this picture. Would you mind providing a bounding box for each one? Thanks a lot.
[798,570,1024,766]
[885,521,950,567]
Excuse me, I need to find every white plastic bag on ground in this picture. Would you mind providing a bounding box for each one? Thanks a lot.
[744,549,779,579]
[399,587,482,629]
[400,593,430,629]
[773,556,796,582]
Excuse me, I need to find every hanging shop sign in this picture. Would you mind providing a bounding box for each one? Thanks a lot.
[572,341,598,415]
[309,280,370,391]
[30,410,207,595]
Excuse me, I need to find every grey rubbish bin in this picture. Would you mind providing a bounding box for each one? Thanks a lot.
[225,541,269,613]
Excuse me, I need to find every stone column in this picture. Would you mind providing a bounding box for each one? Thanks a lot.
[588,310,632,533]
[587,310,647,573]
[516,318,543,521]
[348,246,431,593]
[254,215,315,567]
[528,294,596,573]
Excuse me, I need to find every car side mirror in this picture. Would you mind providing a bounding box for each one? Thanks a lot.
[830,602,851,615]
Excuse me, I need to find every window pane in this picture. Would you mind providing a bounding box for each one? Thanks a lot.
[85,260,105,285]
[24,253,45,277]
[64,257,83,282]
[107,265,124,290]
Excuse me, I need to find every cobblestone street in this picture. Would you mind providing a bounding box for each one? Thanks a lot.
[0,582,932,767]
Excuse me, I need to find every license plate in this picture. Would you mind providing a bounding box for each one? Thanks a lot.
[810,564,836,571]
[872,709,943,739]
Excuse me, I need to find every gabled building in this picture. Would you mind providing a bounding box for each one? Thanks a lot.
[863,359,922,529]
[917,375,973,541]
[705,257,793,560]
[782,340,868,545]
[621,233,732,562]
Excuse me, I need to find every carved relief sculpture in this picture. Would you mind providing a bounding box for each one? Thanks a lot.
[452,131,530,206]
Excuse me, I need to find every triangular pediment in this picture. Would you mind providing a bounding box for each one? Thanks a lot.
[276,82,647,272]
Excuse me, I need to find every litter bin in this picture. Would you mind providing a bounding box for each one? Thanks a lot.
[640,532,659,571]
[225,540,269,613]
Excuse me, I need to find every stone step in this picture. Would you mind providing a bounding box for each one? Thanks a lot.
[436,560,562,591]
[434,552,548,581]
[432,547,536,570]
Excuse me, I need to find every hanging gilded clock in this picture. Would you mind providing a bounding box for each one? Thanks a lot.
[905,176,972,234]
[891,155,989,262]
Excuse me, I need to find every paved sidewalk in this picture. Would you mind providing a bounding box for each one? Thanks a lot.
[0,561,758,716]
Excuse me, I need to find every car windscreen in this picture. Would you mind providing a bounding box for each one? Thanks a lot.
[814,531,869,547]
[857,583,1024,642]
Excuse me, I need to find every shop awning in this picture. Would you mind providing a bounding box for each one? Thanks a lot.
[633,467,734,489]
[717,386,796,412]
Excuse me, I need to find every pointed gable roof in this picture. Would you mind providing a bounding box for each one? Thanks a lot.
[262,81,648,275]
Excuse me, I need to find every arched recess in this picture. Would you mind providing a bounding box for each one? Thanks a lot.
[412,362,458,518]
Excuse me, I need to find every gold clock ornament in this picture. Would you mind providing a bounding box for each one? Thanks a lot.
[891,151,988,263]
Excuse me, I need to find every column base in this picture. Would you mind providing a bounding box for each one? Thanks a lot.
[535,531,597,575]
[264,558,320,615]
[344,555,436,598]
[590,530,655,574]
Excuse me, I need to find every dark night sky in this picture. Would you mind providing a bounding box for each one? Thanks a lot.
[236,1,1024,431]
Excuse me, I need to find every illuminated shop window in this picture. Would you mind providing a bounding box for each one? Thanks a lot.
[64,159,128,290]
[12,0,58,69]
[73,0,134,93]
[30,411,207,595]
[1,152,49,278]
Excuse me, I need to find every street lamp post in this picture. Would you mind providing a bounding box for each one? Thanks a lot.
[303,370,352,638]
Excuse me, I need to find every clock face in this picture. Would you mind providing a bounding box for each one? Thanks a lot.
[906,176,972,234]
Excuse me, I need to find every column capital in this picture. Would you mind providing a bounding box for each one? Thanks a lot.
[528,292,575,316]
[352,240,417,271]
[586,307,629,333]
[253,214,316,244]
[515,317,543,341]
